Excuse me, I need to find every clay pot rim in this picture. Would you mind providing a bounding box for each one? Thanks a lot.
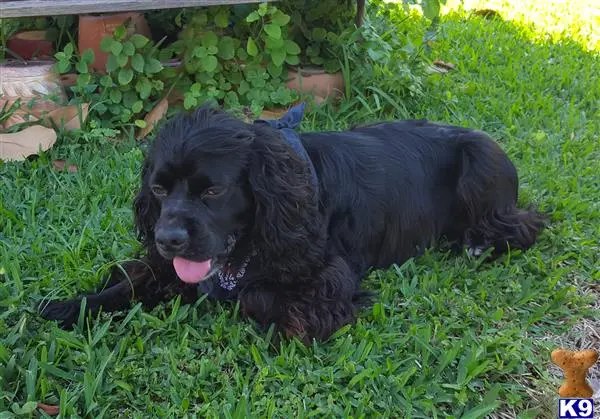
[11,30,50,41]
[1,59,56,66]
[82,12,144,17]
[288,66,342,76]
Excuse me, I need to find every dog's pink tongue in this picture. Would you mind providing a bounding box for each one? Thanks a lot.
[173,257,211,283]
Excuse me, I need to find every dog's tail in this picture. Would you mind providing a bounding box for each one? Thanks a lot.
[455,132,548,254]
[467,206,548,254]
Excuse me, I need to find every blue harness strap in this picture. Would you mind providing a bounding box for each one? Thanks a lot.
[254,103,319,191]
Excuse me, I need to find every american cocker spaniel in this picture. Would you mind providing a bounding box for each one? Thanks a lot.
[41,103,546,342]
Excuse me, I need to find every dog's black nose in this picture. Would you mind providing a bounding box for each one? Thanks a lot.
[155,227,189,252]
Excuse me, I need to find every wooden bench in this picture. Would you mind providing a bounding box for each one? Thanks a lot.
[0,0,264,18]
[1,0,364,24]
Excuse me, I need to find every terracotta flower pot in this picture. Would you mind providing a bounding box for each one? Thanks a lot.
[286,67,345,103]
[78,12,152,73]
[7,30,53,60]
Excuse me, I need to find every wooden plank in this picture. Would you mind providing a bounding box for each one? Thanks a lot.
[0,0,267,18]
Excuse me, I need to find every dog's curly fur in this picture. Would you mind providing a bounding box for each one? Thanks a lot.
[41,105,547,342]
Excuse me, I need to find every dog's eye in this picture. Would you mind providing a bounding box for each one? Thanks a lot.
[151,184,167,197]
[202,186,226,198]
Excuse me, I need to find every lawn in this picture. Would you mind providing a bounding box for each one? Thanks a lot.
[1,0,599,417]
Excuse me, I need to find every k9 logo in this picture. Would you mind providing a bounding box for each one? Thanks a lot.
[558,398,594,418]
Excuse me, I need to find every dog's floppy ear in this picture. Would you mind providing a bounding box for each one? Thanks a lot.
[133,156,160,249]
[247,130,324,276]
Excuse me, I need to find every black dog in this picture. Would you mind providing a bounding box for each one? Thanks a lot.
[41,104,546,342]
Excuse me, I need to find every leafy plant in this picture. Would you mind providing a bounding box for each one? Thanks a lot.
[0,17,46,60]
[162,3,300,115]
[54,25,164,128]
[0,16,76,60]
[403,0,447,21]
[334,0,429,110]
[280,0,446,74]
[280,0,355,72]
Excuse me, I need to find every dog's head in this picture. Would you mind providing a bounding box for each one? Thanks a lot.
[134,105,323,284]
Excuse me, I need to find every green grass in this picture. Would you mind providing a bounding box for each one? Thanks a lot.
[1,1,599,417]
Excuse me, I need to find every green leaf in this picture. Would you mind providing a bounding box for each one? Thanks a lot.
[116,53,128,68]
[145,58,163,74]
[158,47,173,62]
[131,54,145,73]
[460,402,499,419]
[285,54,300,66]
[267,61,282,77]
[130,34,149,49]
[64,42,74,56]
[109,104,122,115]
[203,55,218,73]
[194,46,208,58]
[265,36,284,50]
[236,47,248,61]
[120,108,133,123]
[109,88,122,103]
[258,3,268,16]
[100,75,113,87]
[264,23,281,40]
[306,45,320,57]
[284,40,301,55]
[324,59,341,73]
[246,38,258,57]
[152,79,164,91]
[106,54,118,73]
[11,401,38,415]
[201,31,218,48]
[238,80,250,95]
[99,36,113,53]
[118,68,134,85]
[421,0,441,20]
[110,41,123,56]
[96,102,108,114]
[132,100,144,113]
[113,25,127,41]
[123,91,138,108]
[135,78,152,99]
[135,119,147,128]
[184,94,198,110]
[229,70,243,84]
[311,27,327,41]
[190,83,202,95]
[271,10,290,26]
[246,11,260,22]
[310,55,324,65]
[56,60,71,73]
[77,73,91,86]
[224,91,239,107]
[81,48,95,64]
[75,61,88,74]
[270,48,286,66]
[218,37,236,60]
[215,10,230,28]
[122,41,135,56]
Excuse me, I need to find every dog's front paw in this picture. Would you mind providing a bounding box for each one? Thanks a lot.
[282,299,358,343]
[39,300,81,329]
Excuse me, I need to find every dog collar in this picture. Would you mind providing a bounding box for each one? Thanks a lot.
[197,239,256,300]
[254,102,319,192]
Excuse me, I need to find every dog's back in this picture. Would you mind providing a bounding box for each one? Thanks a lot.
[302,119,545,272]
